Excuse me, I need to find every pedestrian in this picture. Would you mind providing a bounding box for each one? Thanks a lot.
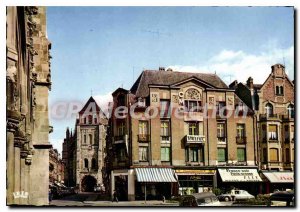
[48,188,53,202]
[112,190,118,202]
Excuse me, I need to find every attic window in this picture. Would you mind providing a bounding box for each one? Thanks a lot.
[138,97,145,107]
[276,85,284,96]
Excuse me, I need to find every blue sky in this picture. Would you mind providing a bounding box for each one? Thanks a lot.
[47,6,294,154]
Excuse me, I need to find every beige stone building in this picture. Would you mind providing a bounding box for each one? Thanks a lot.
[231,64,294,193]
[6,6,52,205]
[108,67,261,200]
[49,148,65,185]
[63,97,108,192]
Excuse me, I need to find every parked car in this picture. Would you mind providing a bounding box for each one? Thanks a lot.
[218,189,254,201]
[269,191,294,206]
[179,192,222,206]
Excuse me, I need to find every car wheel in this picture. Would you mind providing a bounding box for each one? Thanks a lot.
[224,197,230,202]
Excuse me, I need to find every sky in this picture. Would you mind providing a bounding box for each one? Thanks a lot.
[47,6,294,154]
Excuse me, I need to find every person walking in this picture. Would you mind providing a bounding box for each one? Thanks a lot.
[48,188,53,202]
[112,190,118,202]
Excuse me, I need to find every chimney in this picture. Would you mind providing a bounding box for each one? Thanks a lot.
[246,77,254,89]
[159,67,165,71]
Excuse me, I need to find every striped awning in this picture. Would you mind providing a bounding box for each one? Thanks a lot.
[135,168,177,182]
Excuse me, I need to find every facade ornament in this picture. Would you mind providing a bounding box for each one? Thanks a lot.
[228,97,234,105]
[208,97,215,105]
[151,93,158,102]
[185,88,201,100]
[172,94,179,103]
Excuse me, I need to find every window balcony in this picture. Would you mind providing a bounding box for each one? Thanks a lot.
[259,114,279,121]
[138,134,150,142]
[185,135,205,144]
[217,137,226,143]
[281,114,294,120]
[114,135,126,144]
[161,136,171,143]
[236,136,247,144]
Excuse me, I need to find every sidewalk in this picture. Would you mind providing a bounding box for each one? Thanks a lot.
[83,200,179,206]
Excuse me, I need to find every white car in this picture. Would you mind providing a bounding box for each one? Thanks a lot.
[218,189,254,201]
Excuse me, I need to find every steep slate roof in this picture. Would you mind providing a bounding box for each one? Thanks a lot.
[130,70,228,97]
[79,96,102,114]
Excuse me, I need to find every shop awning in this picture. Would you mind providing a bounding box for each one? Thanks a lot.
[262,172,294,183]
[218,168,262,182]
[135,168,177,182]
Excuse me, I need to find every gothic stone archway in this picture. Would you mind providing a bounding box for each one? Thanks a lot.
[81,175,97,192]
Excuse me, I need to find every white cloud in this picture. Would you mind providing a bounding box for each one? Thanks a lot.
[50,138,63,156]
[168,45,294,85]
[93,92,113,117]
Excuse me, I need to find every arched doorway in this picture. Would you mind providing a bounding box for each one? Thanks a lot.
[81,175,97,192]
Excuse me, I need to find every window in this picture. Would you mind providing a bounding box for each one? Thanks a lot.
[276,86,284,95]
[161,121,170,142]
[139,147,148,161]
[285,148,290,163]
[88,115,92,124]
[84,117,87,124]
[270,148,279,162]
[89,134,92,144]
[218,148,226,162]
[291,125,294,141]
[217,123,226,142]
[269,125,278,140]
[216,101,226,116]
[84,135,87,144]
[236,124,245,138]
[188,122,199,135]
[93,114,97,124]
[160,100,170,117]
[161,147,170,161]
[118,122,126,136]
[287,104,294,118]
[263,148,267,163]
[117,94,125,107]
[138,97,146,107]
[91,158,97,169]
[84,158,88,168]
[237,148,246,162]
[185,100,202,112]
[185,148,189,162]
[262,124,267,141]
[190,147,199,162]
[265,103,273,116]
[139,121,148,135]
[117,147,126,162]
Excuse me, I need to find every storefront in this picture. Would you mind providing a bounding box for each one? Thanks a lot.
[134,168,178,200]
[175,169,216,195]
[217,167,263,195]
[260,171,294,194]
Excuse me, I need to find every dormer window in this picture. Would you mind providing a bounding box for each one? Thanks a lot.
[138,97,146,107]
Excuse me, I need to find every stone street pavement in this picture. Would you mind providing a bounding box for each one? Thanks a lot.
[50,192,233,207]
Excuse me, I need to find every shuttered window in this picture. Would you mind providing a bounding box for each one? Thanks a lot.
[237,148,246,162]
[270,148,279,162]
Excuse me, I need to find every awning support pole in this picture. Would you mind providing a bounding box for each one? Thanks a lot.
[144,183,147,204]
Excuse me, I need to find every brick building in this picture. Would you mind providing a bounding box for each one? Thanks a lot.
[62,97,108,192]
[230,63,294,193]
[6,7,52,205]
[108,67,261,201]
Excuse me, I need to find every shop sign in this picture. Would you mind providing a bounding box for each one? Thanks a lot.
[218,168,262,182]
